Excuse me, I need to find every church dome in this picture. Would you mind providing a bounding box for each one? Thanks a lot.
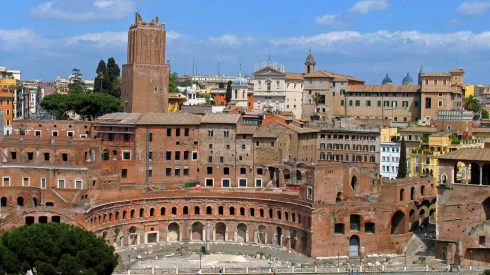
[232,73,248,86]
[305,50,316,65]
[382,74,393,85]
[402,72,414,85]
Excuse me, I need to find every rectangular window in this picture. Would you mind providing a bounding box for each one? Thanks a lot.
[67,131,74,137]
[27,152,34,160]
[222,179,230,188]
[365,222,375,233]
[224,130,229,138]
[3,177,10,187]
[340,100,344,106]
[62,153,68,161]
[392,101,397,107]
[205,178,214,187]
[350,215,361,231]
[238,178,247,187]
[148,151,153,161]
[175,151,180,160]
[255,178,262,187]
[122,151,131,160]
[402,101,408,107]
[184,128,189,136]
[121,169,128,178]
[192,151,198,160]
[183,167,189,176]
[35,130,41,137]
[167,128,172,136]
[41,178,47,189]
[125,133,131,142]
[366,100,371,107]
[166,151,172,160]
[184,151,189,160]
[377,100,381,107]
[52,131,59,137]
[58,179,65,189]
[307,187,313,199]
[11,152,16,159]
[208,129,213,137]
[355,100,360,107]
[425,97,432,108]
[166,168,172,176]
[174,168,180,177]
[220,156,224,163]
[75,180,83,189]
[208,156,212,162]
[334,223,345,234]
[240,167,246,175]
[207,166,213,175]
[349,100,353,106]
[438,100,443,107]
[23,177,29,187]
[176,128,180,136]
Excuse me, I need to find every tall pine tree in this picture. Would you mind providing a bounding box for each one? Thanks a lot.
[94,60,107,93]
[397,137,407,178]
[225,80,232,104]
[93,58,121,98]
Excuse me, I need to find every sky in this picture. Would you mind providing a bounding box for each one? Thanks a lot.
[1,0,490,84]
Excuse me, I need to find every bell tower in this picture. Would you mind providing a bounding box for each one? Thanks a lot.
[304,50,316,74]
[120,13,169,113]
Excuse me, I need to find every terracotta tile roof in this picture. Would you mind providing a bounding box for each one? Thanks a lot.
[236,124,257,135]
[348,84,420,93]
[421,72,450,77]
[304,70,363,83]
[399,126,438,133]
[96,112,142,124]
[438,148,490,162]
[201,113,241,124]
[285,72,304,80]
[304,71,335,78]
[137,112,201,125]
[253,127,278,138]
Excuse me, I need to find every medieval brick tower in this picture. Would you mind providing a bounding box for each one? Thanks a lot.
[121,13,169,113]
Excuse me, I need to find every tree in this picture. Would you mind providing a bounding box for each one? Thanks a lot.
[41,92,123,121]
[169,72,179,93]
[397,137,407,178]
[312,92,322,105]
[106,57,121,98]
[481,108,489,119]
[225,80,232,103]
[69,68,85,93]
[464,95,481,113]
[0,223,117,275]
[94,60,107,93]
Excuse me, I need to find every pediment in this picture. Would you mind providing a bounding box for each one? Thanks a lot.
[254,66,286,77]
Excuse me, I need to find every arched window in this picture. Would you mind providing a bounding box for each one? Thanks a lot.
[171,207,177,215]
[410,187,415,200]
[194,206,200,215]
[17,197,24,207]
[160,207,166,216]
[421,185,425,196]
[399,189,405,201]
[218,206,224,215]
[206,206,212,215]
[139,208,144,217]
[259,209,264,217]
[130,209,135,218]
[183,206,189,215]
[267,82,271,91]
[240,207,245,216]
[229,207,235,215]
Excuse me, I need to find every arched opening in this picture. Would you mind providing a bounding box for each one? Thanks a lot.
[130,209,135,218]
[257,225,267,244]
[237,223,247,242]
[139,208,144,217]
[240,207,245,216]
[391,210,406,234]
[296,170,303,181]
[102,149,109,161]
[284,169,291,180]
[441,174,447,184]
[259,209,264,217]
[351,176,359,193]
[336,192,344,203]
[409,209,418,231]
[1,197,7,207]
[483,164,490,185]
[290,230,297,251]
[206,206,212,215]
[410,187,415,200]
[191,222,204,241]
[109,213,113,221]
[349,235,360,257]
[194,206,200,215]
[229,206,235,215]
[17,197,24,207]
[128,226,138,245]
[276,227,282,246]
[123,210,127,219]
[218,206,224,215]
[115,211,119,220]
[429,208,435,224]
[171,207,177,215]
[399,188,405,201]
[470,162,480,185]
[421,185,425,196]
[454,162,466,183]
[183,206,189,215]
[160,207,166,216]
[149,208,155,217]
[32,197,38,207]
[419,209,428,227]
[215,222,226,241]
[483,197,490,220]
[168,223,180,242]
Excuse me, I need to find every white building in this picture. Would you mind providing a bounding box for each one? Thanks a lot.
[380,142,401,179]
[182,84,206,106]
[230,73,249,108]
[252,59,303,118]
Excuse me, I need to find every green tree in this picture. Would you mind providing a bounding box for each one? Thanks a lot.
[464,95,481,113]
[481,108,489,119]
[69,68,85,93]
[106,57,121,98]
[94,60,107,93]
[225,80,232,103]
[0,223,117,275]
[397,138,407,178]
[169,72,179,93]
[40,93,71,120]
[312,92,322,104]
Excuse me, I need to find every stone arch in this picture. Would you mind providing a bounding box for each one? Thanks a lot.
[215,222,226,241]
[399,188,405,201]
[336,192,344,203]
[139,208,144,217]
[130,209,135,218]
[237,223,247,242]
[296,170,303,181]
[349,235,360,257]
[391,210,406,234]
[419,209,428,226]
[32,197,38,207]
[429,208,436,224]
[483,197,490,220]
[191,222,204,241]
[470,162,480,185]
[17,196,24,207]
[128,226,138,245]
[122,210,127,219]
[441,174,447,184]
[284,169,291,180]
[108,213,113,221]
[257,225,267,244]
[168,223,180,242]
[410,187,415,200]
[351,176,359,193]
[171,207,177,215]
[276,227,282,246]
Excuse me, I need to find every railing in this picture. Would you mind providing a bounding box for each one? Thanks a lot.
[113,264,489,274]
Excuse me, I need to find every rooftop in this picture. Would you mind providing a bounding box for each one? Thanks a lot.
[348,84,420,93]
[201,113,241,124]
[438,148,490,162]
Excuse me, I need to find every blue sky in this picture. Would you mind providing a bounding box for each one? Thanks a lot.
[1,0,490,84]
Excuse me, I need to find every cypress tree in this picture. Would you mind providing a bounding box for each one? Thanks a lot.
[94,60,106,93]
[397,137,407,178]
[225,80,232,104]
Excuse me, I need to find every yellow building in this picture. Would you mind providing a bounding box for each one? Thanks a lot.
[380,127,398,143]
[465,84,475,98]
[167,94,186,112]
[408,132,484,181]
[0,77,18,135]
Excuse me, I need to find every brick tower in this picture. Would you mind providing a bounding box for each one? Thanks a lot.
[121,13,169,113]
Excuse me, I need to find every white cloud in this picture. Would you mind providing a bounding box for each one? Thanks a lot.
[0,28,45,52]
[66,31,127,48]
[350,0,389,14]
[270,30,490,53]
[30,0,135,20]
[167,30,185,40]
[458,0,490,16]
[315,14,339,26]
[208,34,253,47]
